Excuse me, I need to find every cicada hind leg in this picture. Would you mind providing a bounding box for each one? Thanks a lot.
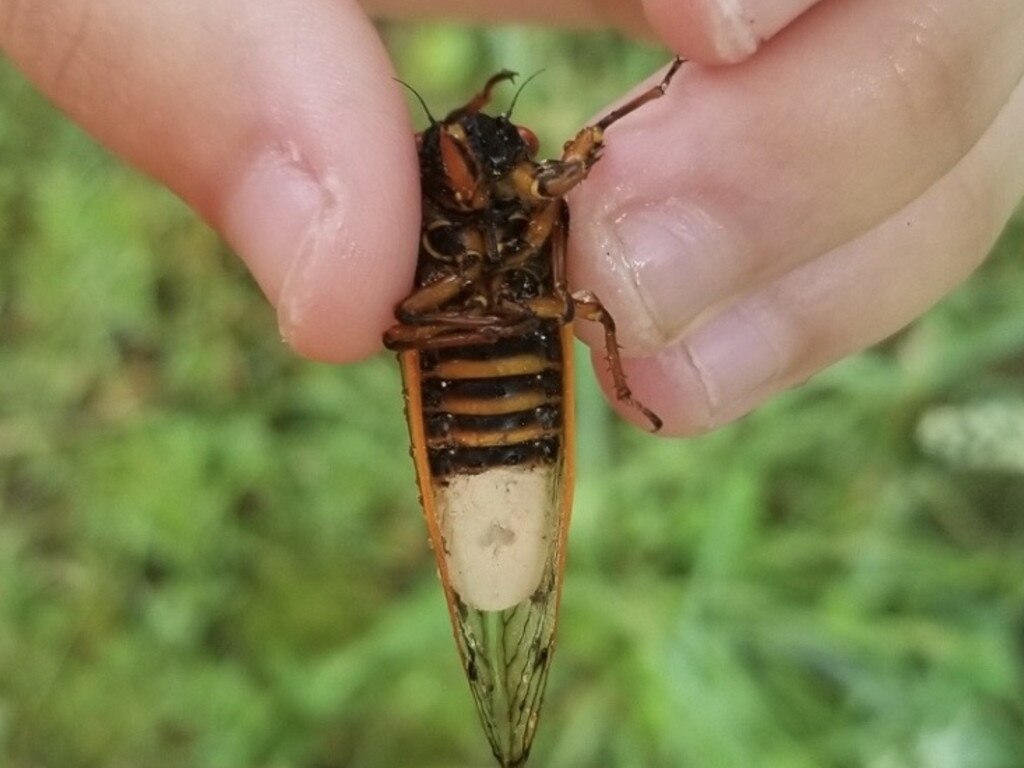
[531,60,685,431]
[523,206,664,433]
[568,291,663,431]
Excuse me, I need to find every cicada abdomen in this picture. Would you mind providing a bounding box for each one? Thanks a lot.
[400,318,574,766]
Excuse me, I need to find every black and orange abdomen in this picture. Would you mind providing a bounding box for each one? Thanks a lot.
[417,321,565,478]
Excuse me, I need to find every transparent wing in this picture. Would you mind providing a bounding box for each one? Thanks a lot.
[447,460,566,766]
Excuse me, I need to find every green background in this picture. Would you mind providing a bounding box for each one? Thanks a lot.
[2,24,1023,768]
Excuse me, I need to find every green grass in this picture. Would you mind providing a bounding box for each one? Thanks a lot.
[2,24,1024,768]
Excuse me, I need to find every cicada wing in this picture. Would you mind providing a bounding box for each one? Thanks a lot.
[399,325,575,767]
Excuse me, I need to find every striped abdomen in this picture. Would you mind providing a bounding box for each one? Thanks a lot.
[417,321,565,478]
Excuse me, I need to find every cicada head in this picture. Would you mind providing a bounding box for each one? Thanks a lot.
[412,69,544,212]
[419,113,538,212]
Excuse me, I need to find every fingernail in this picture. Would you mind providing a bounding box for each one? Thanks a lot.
[683,305,785,413]
[220,145,326,304]
[610,199,746,347]
[709,0,759,61]
[711,0,820,61]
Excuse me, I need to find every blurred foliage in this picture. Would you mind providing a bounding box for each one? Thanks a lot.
[2,22,1024,768]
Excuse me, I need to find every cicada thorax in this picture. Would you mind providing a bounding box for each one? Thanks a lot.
[417,200,537,281]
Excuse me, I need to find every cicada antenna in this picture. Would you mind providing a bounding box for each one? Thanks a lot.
[504,69,545,119]
[394,78,437,126]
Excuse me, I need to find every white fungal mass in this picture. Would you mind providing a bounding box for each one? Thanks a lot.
[437,466,555,611]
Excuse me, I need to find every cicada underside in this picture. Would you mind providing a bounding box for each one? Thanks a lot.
[384,58,684,767]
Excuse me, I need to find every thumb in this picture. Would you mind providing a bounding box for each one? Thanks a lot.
[1,0,420,362]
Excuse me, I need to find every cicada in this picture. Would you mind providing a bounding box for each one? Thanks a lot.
[384,58,684,767]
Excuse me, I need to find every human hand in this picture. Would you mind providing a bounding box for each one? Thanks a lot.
[565,0,1024,434]
[3,1,1021,437]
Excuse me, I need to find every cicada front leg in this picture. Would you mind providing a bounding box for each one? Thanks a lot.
[593,55,684,132]
[512,57,686,202]
[448,69,518,119]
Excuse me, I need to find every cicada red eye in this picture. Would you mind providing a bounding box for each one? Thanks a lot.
[517,126,539,156]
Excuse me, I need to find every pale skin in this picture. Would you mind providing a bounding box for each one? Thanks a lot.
[2,0,1022,436]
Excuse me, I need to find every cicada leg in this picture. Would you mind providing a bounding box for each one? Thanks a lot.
[593,55,685,131]
[507,205,663,432]
[447,70,518,119]
[395,275,472,323]
[384,313,541,351]
[509,57,686,201]
[571,290,663,432]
